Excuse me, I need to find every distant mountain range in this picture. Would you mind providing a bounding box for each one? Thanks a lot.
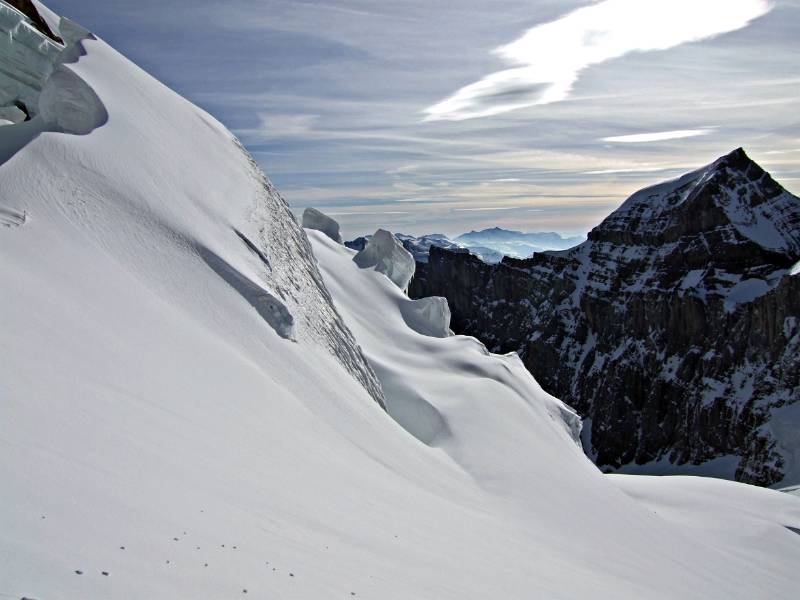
[455,227,585,257]
[410,148,800,488]
[346,228,585,264]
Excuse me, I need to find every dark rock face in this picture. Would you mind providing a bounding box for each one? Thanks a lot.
[410,149,800,487]
[5,0,63,43]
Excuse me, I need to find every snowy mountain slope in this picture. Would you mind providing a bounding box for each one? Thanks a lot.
[0,1,383,404]
[309,229,800,599]
[1,3,799,598]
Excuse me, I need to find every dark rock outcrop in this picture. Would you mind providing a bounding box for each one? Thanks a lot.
[410,149,800,487]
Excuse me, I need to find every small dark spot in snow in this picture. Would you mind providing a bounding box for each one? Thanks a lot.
[173,537,179,541]
[41,515,46,519]
[204,563,208,567]
[166,560,170,564]
[74,570,83,575]
[233,546,237,549]
[101,571,109,576]
[120,546,126,550]
[289,573,294,577]
[221,544,225,547]
[243,590,247,594]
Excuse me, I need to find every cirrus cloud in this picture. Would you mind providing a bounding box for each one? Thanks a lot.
[424,0,773,122]
[601,129,713,143]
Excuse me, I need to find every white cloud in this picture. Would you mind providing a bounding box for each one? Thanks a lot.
[424,0,772,121]
[601,129,712,143]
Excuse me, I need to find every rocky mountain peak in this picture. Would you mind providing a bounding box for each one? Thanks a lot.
[587,148,800,261]
[411,151,800,487]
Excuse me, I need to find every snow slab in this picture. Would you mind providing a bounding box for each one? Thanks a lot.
[353,228,415,291]
[399,294,453,338]
[301,207,341,243]
[1,4,800,598]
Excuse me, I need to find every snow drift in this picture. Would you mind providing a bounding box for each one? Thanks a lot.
[1,3,800,599]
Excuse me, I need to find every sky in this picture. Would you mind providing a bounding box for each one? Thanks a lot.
[43,0,800,238]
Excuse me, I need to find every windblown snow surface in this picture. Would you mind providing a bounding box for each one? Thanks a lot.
[1,3,799,598]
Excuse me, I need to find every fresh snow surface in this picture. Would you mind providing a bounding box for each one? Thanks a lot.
[353,228,415,291]
[613,454,741,481]
[1,5,800,598]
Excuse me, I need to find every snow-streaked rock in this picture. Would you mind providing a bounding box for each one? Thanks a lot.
[302,207,342,243]
[353,228,415,291]
[412,149,800,487]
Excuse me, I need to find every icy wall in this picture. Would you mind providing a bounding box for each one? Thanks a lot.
[0,1,62,116]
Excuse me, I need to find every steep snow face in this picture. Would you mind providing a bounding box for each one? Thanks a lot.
[353,228,415,291]
[310,230,800,599]
[314,230,581,451]
[0,10,384,406]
